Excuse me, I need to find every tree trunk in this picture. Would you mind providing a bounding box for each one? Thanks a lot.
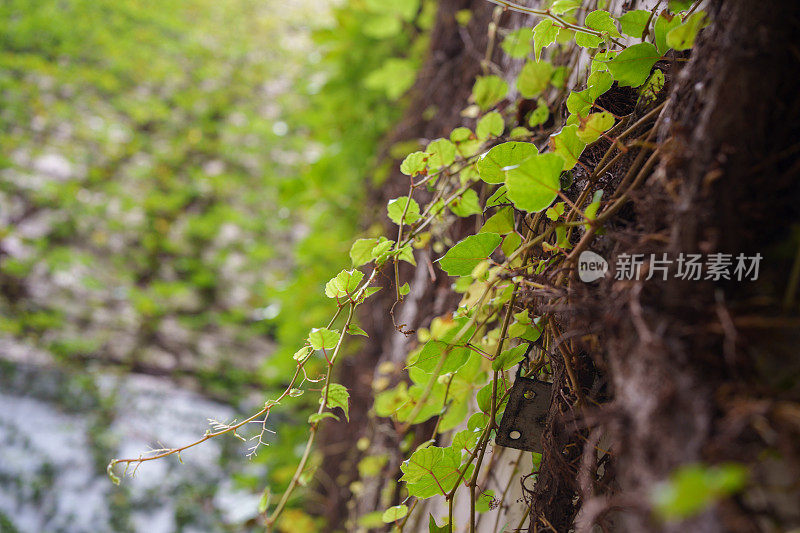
[313,0,800,531]
[572,1,800,531]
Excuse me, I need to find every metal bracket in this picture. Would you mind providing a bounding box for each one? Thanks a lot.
[495,376,551,452]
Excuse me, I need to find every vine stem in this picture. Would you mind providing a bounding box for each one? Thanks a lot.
[491,450,525,533]
[484,0,623,45]
[397,279,501,432]
[466,290,518,532]
[109,293,354,476]
[266,301,357,529]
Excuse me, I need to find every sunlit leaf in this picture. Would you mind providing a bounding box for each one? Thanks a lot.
[505,153,564,213]
[320,383,350,421]
[477,141,538,184]
[387,196,422,225]
[619,9,651,38]
[607,42,660,87]
[517,60,554,98]
[472,75,508,110]
[437,233,503,276]
[550,124,587,170]
[476,111,504,139]
[307,328,340,350]
[381,505,408,523]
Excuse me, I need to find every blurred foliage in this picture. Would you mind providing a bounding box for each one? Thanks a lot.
[0,0,429,384]
[0,0,430,524]
[270,0,433,369]
[0,0,304,388]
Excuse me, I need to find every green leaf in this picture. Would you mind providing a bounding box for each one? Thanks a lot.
[546,202,565,221]
[607,42,660,87]
[509,126,531,140]
[357,286,382,303]
[486,185,509,207]
[584,189,603,223]
[655,13,681,55]
[450,126,472,143]
[533,19,559,61]
[308,412,339,424]
[425,138,457,168]
[639,69,665,104]
[652,463,748,520]
[363,13,403,39]
[347,324,369,337]
[566,71,612,117]
[321,383,350,421]
[575,32,602,49]
[492,343,528,371]
[576,112,615,143]
[476,489,495,513]
[410,341,472,374]
[307,328,340,350]
[505,153,564,212]
[428,514,449,533]
[501,27,534,58]
[477,378,508,413]
[325,269,365,298]
[293,346,312,362]
[399,282,411,296]
[508,314,544,342]
[591,50,617,73]
[549,0,580,15]
[434,316,477,345]
[576,10,621,47]
[585,10,622,37]
[551,65,569,88]
[450,189,482,217]
[397,244,417,266]
[451,428,481,453]
[587,70,614,99]
[375,382,410,417]
[566,89,595,118]
[667,0,693,13]
[350,238,378,267]
[401,446,475,498]
[517,60,554,98]
[550,125,587,170]
[258,488,271,514]
[527,100,549,127]
[472,75,508,110]
[364,0,419,21]
[387,196,422,225]
[437,233,503,276]
[400,151,427,176]
[477,141,538,184]
[382,505,409,523]
[476,111,504,139]
[371,237,395,262]
[618,9,650,38]
[364,58,417,99]
[480,207,515,235]
[666,12,707,51]
[501,232,522,256]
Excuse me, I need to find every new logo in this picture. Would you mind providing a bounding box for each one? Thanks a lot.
[578,251,608,282]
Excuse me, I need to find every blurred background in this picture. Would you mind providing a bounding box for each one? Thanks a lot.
[0,0,430,530]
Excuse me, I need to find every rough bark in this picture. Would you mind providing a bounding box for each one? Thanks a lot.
[571,1,800,531]
[313,0,800,531]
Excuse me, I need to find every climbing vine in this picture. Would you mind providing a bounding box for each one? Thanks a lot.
[108,0,726,530]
